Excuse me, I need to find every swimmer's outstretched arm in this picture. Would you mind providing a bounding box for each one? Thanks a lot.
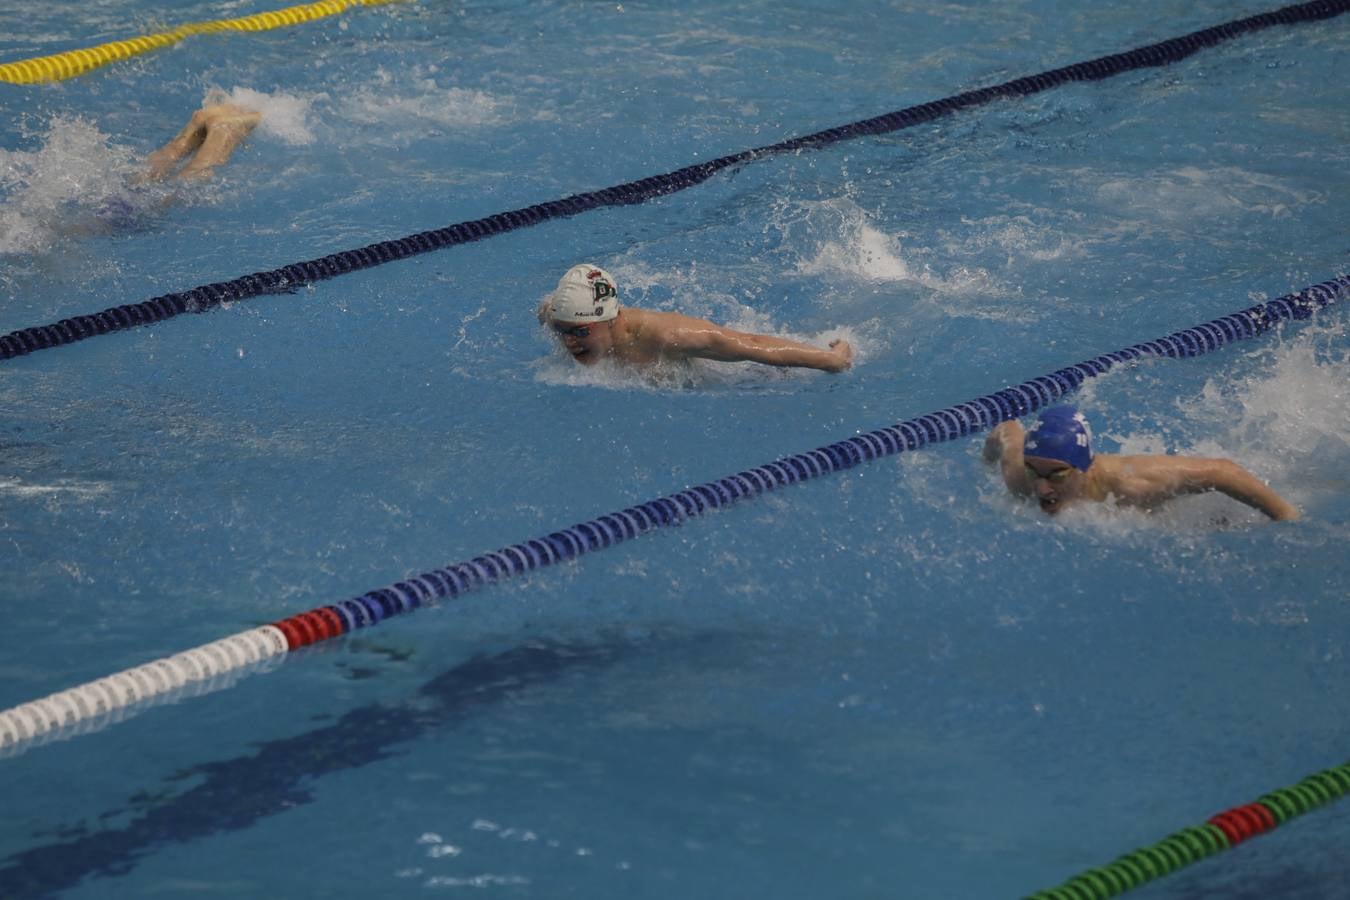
[1120,456,1300,521]
[668,319,853,372]
[982,421,1032,496]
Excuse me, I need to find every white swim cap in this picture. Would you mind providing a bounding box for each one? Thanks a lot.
[548,264,619,323]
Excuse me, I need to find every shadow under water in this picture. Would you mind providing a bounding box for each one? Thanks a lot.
[0,631,687,899]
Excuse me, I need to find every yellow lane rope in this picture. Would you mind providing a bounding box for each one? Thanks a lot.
[0,0,401,84]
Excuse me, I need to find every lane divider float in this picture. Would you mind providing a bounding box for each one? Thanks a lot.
[0,634,282,761]
[1025,762,1350,898]
[0,0,400,85]
[2,0,1346,361]
[2,273,1343,755]
[0,629,287,757]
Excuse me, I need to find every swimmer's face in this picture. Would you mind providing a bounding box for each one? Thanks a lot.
[1023,456,1087,515]
[551,318,613,365]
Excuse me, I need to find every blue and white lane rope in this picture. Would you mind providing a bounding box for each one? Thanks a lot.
[1,0,1346,361]
[1,273,1344,754]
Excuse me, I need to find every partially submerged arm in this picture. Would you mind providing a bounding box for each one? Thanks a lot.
[1113,456,1300,521]
[982,421,1032,496]
[660,316,853,372]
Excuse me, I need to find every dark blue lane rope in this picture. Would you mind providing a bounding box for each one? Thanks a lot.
[3,0,1346,362]
[0,277,1341,756]
[316,276,1346,632]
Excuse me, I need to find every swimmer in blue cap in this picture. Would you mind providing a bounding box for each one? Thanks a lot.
[982,405,1299,520]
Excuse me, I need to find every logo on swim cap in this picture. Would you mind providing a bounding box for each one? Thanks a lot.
[549,264,620,323]
[587,270,616,304]
[1024,405,1094,472]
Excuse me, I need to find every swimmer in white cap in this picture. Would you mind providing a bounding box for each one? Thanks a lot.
[538,264,853,373]
[982,405,1299,520]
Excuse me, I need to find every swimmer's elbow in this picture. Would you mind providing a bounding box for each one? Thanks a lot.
[1203,459,1298,521]
[1205,458,1267,496]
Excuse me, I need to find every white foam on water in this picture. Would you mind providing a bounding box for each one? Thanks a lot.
[782,197,1034,322]
[0,477,111,500]
[0,115,143,255]
[792,198,938,287]
[1095,164,1327,224]
[938,213,1090,264]
[339,68,508,134]
[212,86,319,146]
[1176,321,1350,511]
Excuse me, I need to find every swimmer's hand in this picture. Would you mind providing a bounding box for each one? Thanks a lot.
[536,298,552,325]
[825,338,853,373]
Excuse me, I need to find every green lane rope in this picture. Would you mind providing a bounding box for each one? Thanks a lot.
[1025,761,1350,898]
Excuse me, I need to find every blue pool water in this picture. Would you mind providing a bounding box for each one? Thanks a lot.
[2,1,1349,897]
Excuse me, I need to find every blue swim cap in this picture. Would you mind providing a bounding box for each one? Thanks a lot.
[1024,405,1094,471]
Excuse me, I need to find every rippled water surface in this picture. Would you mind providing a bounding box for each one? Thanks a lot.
[2,1,1349,897]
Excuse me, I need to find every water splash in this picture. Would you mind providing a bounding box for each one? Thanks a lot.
[213,86,318,146]
[784,197,1012,316]
[1096,165,1326,224]
[0,116,144,255]
[790,197,924,285]
[1181,321,1350,509]
[339,68,508,139]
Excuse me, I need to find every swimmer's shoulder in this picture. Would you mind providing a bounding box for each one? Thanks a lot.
[1093,453,1149,487]
[622,307,683,347]
[1096,453,1197,503]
